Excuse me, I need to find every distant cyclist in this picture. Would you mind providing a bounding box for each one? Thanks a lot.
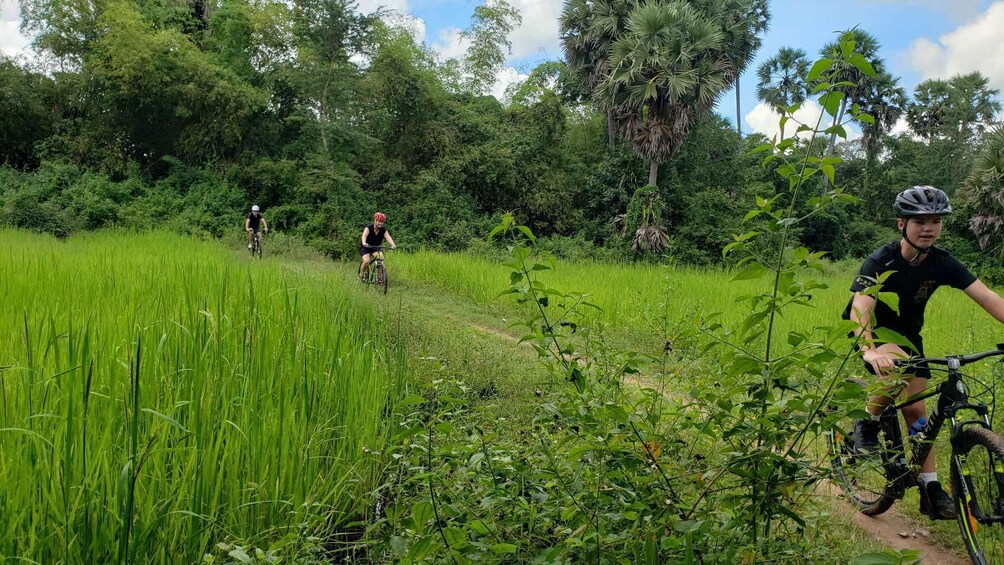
[245,205,268,249]
[360,212,396,279]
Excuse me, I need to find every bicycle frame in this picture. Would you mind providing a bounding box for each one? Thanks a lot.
[877,352,1002,500]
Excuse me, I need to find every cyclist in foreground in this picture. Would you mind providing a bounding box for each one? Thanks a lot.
[359,212,396,280]
[843,186,1004,520]
[246,205,268,249]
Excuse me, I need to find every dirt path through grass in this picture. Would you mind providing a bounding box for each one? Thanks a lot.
[281,255,971,562]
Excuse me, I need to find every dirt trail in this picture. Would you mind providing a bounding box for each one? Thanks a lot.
[341,264,970,563]
[817,482,967,564]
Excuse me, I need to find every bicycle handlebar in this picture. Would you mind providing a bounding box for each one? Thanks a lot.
[363,245,394,250]
[895,344,1004,368]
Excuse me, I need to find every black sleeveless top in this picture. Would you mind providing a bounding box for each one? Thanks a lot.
[364,224,386,247]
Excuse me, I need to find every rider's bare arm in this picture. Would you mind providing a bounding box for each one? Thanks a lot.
[245,218,250,231]
[262,218,268,233]
[964,279,1004,323]
[385,231,396,249]
[361,227,370,247]
[849,292,905,374]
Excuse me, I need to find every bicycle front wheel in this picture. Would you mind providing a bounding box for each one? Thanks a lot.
[375,264,387,294]
[952,426,1004,564]
[826,379,896,516]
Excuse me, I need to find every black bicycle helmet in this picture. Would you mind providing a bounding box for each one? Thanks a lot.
[893,186,952,217]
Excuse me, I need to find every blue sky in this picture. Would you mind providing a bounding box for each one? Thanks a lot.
[3,0,1002,137]
[396,0,1004,137]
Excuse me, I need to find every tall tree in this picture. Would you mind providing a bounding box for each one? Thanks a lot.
[819,29,884,159]
[907,72,1001,187]
[961,126,1004,251]
[716,0,769,156]
[858,71,906,215]
[560,0,634,153]
[755,46,809,141]
[598,1,727,187]
[461,0,521,95]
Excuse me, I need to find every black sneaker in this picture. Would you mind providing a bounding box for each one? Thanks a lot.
[852,418,881,453]
[919,481,957,520]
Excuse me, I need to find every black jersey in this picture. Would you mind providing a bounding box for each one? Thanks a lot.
[364,224,387,247]
[247,212,262,230]
[841,241,976,342]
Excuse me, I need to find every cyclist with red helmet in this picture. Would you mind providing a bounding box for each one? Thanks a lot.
[843,186,1004,520]
[360,212,396,280]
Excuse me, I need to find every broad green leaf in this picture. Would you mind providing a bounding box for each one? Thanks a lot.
[819,91,844,116]
[731,262,768,281]
[411,501,434,534]
[806,58,832,82]
[847,53,877,77]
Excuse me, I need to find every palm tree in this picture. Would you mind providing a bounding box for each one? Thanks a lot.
[560,0,635,153]
[716,0,770,155]
[598,1,727,187]
[755,46,809,141]
[961,126,1004,250]
[819,29,885,159]
[857,71,907,215]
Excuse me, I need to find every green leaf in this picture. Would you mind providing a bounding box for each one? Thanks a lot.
[142,408,189,433]
[228,548,253,564]
[443,527,466,548]
[819,91,844,116]
[876,291,900,315]
[806,58,832,82]
[397,394,426,407]
[857,113,875,125]
[849,553,899,565]
[516,225,536,243]
[487,225,505,241]
[731,262,768,282]
[847,53,877,77]
[411,501,434,534]
[824,124,847,139]
[821,164,835,185]
[490,543,518,554]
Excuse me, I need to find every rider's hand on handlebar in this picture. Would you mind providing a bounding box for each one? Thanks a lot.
[863,349,903,375]
[390,244,396,250]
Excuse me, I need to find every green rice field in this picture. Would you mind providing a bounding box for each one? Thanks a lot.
[0,230,407,563]
[394,249,1001,357]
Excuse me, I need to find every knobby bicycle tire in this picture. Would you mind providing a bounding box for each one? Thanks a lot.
[952,426,1004,564]
[827,377,896,516]
[375,264,387,294]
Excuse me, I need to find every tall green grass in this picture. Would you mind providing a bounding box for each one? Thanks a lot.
[0,230,407,563]
[394,249,1000,356]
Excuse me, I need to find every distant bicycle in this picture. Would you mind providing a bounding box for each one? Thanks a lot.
[249,230,264,259]
[828,344,1004,564]
[361,245,389,294]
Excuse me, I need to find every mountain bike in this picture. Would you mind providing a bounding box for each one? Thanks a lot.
[249,230,264,259]
[361,246,389,294]
[828,344,1004,564]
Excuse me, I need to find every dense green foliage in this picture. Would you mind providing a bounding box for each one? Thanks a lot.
[0,1,1001,272]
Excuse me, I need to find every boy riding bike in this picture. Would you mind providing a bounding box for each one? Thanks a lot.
[359,212,396,280]
[246,205,268,249]
[843,186,1004,519]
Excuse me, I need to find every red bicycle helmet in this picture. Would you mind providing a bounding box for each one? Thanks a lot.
[374,212,387,222]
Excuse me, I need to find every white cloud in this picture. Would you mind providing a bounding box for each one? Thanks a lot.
[744,100,861,143]
[889,116,913,137]
[431,27,466,60]
[506,0,562,59]
[876,0,985,22]
[382,12,426,44]
[906,2,1004,92]
[1,0,31,59]
[490,66,528,101]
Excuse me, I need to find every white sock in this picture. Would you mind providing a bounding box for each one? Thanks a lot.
[918,472,938,486]
[868,411,881,421]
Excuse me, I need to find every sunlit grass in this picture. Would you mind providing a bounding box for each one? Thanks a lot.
[0,230,407,563]
[394,249,1001,357]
